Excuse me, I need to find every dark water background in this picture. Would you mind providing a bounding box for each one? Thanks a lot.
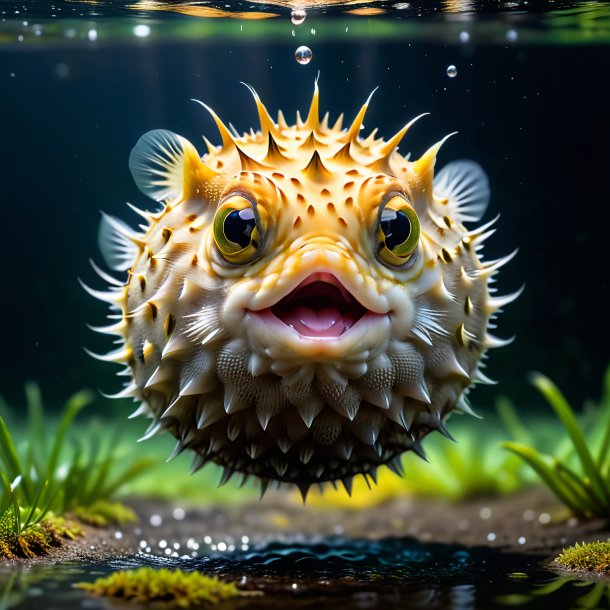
[0,1,609,416]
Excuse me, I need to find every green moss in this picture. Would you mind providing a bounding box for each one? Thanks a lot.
[73,499,138,527]
[75,568,258,607]
[0,512,83,560]
[555,541,610,574]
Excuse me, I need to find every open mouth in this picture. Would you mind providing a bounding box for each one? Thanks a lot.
[267,272,368,338]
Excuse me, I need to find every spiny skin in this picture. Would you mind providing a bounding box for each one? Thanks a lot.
[88,84,517,496]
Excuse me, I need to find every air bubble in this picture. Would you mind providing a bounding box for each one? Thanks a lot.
[446,64,457,78]
[291,9,306,25]
[295,45,312,65]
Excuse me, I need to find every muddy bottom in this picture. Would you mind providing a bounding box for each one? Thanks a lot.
[2,489,610,610]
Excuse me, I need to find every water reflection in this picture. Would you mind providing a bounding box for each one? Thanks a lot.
[496,574,610,609]
[2,539,610,609]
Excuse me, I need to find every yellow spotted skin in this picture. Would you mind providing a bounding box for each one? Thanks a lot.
[89,84,516,495]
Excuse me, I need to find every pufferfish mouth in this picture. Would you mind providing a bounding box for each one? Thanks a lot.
[259,272,371,338]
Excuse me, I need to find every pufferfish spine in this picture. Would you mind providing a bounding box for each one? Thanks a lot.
[85,82,519,499]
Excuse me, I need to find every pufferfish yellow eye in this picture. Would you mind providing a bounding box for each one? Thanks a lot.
[376,196,420,267]
[213,196,261,264]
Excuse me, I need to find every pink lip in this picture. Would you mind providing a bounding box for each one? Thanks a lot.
[251,272,370,338]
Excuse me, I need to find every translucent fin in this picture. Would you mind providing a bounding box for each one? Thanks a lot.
[129,129,197,202]
[434,160,490,223]
[98,213,139,272]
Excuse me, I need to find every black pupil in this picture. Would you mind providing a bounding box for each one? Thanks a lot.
[380,209,411,250]
[224,208,256,249]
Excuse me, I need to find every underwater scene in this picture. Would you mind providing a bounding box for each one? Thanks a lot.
[1,0,610,608]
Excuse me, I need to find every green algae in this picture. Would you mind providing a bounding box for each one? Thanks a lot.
[555,541,610,574]
[75,567,259,608]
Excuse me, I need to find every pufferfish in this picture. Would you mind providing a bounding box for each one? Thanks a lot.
[86,82,519,498]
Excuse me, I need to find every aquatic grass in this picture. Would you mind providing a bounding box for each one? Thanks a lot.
[75,567,259,607]
[503,364,610,520]
[0,384,155,557]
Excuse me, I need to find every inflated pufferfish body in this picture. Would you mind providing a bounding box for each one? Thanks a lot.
[88,83,518,496]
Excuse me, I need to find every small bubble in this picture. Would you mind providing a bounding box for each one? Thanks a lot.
[487,532,496,542]
[17,34,23,42]
[290,8,306,25]
[172,507,186,520]
[538,512,551,524]
[446,64,458,78]
[55,63,69,78]
[479,507,492,519]
[87,28,97,41]
[149,514,162,527]
[518,536,526,545]
[133,24,150,38]
[506,29,518,42]
[459,31,470,43]
[217,541,227,551]
[295,45,312,65]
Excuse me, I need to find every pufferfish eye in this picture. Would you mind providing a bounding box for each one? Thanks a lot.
[377,196,420,267]
[213,196,261,264]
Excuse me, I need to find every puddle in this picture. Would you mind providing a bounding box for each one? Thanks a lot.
[2,537,607,610]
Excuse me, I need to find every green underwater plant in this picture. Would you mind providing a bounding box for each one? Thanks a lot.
[503,364,610,520]
[75,567,258,607]
[555,541,610,574]
[0,383,153,557]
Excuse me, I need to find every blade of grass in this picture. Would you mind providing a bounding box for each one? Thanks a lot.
[45,390,94,491]
[496,397,533,445]
[553,460,604,517]
[530,373,610,507]
[502,442,588,517]
[25,382,47,462]
[0,417,31,502]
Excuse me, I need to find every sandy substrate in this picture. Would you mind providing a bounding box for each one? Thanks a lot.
[2,487,609,569]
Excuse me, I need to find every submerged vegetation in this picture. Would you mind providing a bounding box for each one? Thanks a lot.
[555,541,610,574]
[75,568,256,607]
[0,384,153,558]
[503,364,610,520]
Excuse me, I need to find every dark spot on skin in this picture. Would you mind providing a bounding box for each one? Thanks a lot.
[297,194,306,205]
[327,202,336,214]
[345,197,354,207]
[148,302,158,320]
[162,228,172,243]
[139,276,146,291]
[307,205,315,216]
[217,160,224,169]
[440,248,452,263]
[291,178,301,187]
[346,169,360,176]
[191,254,198,266]
[344,181,355,190]
[165,313,176,337]
[321,188,331,196]
[443,216,452,228]
[272,172,284,180]
[186,214,198,223]
[294,216,302,228]
[338,217,348,228]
